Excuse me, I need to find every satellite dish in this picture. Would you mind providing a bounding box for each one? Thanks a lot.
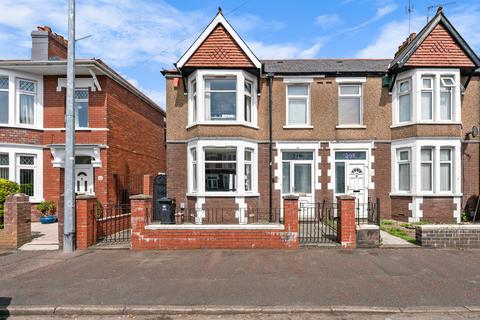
[472,126,479,138]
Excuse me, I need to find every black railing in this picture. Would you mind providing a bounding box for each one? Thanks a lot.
[93,203,131,244]
[152,207,283,225]
[355,198,381,225]
[298,201,338,244]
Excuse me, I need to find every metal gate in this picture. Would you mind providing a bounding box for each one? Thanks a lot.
[298,201,338,245]
[153,174,167,219]
[93,203,131,246]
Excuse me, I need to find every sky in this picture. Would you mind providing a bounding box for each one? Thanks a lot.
[1,0,479,109]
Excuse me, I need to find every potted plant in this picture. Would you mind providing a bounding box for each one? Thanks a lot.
[37,200,57,224]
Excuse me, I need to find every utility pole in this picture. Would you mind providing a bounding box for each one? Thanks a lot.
[64,0,76,253]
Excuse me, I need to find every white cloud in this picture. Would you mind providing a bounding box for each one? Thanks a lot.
[315,14,342,29]
[229,13,284,33]
[340,3,398,34]
[249,39,324,59]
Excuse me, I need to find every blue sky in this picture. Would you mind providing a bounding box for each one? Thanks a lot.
[1,0,479,109]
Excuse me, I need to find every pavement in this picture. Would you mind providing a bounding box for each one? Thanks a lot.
[380,230,417,248]
[19,222,59,251]
[1,248,480,317]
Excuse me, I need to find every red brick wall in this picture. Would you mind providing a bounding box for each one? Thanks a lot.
[166,143,188,206]
[0,128,43,145]
[421,197,456,223]
[406,23,475,67]
[462,142,479,213]
[372,143,392,219]
[391,196,412,221]
[185,24,255,68]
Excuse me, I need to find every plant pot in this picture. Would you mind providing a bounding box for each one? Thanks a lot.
[40,215,57,224]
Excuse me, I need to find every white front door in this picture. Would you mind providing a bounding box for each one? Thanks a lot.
[75,165,94,195]
[346,163,367,218]
[281,151,315,219]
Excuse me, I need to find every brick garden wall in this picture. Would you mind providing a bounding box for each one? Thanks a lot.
[416,224,480,248]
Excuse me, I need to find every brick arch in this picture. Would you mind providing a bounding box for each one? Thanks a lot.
[184,24,255,68]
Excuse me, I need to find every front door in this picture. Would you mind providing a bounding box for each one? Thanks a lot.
[346,164,367,218]
[75,165,94,195]
[281,151,314,219]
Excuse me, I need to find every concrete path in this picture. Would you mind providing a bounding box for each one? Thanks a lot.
[1,248,480,310]
[19,222,59,251]
[380,230,417,248]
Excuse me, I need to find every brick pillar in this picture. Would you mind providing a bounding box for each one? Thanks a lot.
[143,175,153,196]
[283,195,299,248]
[337,195,356,249]
[0,194,31,249]
[130,194,152,250]
[75,195,97,250]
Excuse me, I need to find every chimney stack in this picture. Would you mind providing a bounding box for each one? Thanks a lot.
[394,32,417,58]
[31,26,68,61]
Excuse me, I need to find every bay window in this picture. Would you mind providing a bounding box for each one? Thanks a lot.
[244,148,253,191]
[188,70,256,126]
[191,148,197,192]
[74,89,89,128]
[17,155,35,197]
[392,140,460,195]
[440,77,454,120]
[338,84,362,125]
[0,153,8,179]
[286,84,309,126]
[398,149,411,192]
[17,79,36,125]
[0,76,8,124]
[398,79,411,123]
[421,77,433,120]
[205,148,237,192]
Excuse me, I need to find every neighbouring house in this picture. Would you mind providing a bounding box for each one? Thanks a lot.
[162,7,480,224]
[0,26,166,220]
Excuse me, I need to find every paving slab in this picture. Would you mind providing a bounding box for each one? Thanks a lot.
[19,222,59,251]
[380,230,417,248]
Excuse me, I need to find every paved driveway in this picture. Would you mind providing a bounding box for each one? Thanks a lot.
[1,248,480,308]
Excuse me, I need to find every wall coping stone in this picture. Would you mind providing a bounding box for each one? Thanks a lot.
[337,195,356,200]
[130,194,153,200]
[356,224,380,230]
[283,195,299,200]
[76,195,97,200]
[417,224,480,230]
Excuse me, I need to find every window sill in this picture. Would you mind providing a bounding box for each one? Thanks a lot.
[389,192,462,197]
[43,127,109,131]
[283,125,314,129]
[0,124,43,131]
[390,122,461,128]
[186,192,260,197]
[335,125,366,129]
[186,122,259,130]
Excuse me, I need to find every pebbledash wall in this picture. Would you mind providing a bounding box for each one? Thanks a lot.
[164,9,480,224]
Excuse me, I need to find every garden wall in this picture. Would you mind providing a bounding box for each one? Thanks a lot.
[416,224,480,248]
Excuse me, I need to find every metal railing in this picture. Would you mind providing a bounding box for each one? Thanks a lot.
[355,198,380,225]
[298,201,338,244]
[93,203,131,244]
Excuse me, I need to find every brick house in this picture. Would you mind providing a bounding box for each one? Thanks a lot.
[163,8,480,224]
[0,27,166,219]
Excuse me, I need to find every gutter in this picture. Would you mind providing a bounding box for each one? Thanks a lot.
[267,72,274,221]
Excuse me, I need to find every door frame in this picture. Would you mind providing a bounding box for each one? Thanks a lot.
[75,164,94,195]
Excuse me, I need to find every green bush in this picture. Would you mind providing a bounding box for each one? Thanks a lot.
[0,179,20,229]
[37,200,56,216]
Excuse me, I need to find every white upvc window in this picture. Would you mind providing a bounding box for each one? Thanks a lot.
[398,79,411,123]
[0,153,9,179]
[286,84,310,126]
[187,70,257,127]
[17,79,36,125]
[0,76,9,124]
[393,69,461,126]
[420,148,433,192]
[74,89,89,128]
[420,77,433,121]
[397,149,411,192]
[338,84,362,125]
[188,140,257,196]
[16,154,36,197]
[440,148,452,191]
[391,139,461,196]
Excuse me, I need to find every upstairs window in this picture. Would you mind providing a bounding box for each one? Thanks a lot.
[204,78,237,121]
[421,77,433,120]
[286,84,309,125]
[0,76,8,124]
[191,80,197,122]
[244,81,252,122]
[440,77,454,120]
[17,79,36,125]
[398,79,411,123]
[74,89,89,128]
[338,84,362,125]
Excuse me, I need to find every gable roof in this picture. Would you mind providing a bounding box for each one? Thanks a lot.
[263,59,390,75]
[390,9,480,71]
[176,10,261,69]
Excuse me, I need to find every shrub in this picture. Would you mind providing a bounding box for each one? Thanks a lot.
[0,179,20,229]
[37,200,56,217]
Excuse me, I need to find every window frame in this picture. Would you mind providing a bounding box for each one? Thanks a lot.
[440,147,452,192]
[204,77,237,121]
[16,154,36,197]
[0,75,9,124]
[74,88,89,128]
[397,149,411,192]
[0,153,9,180]
[244,148,253,192]
[338,83,363,126]
[285,83,310,127]
[16,78,37,126]
[397,79,412,123]
[420,148,434,192]
[420,76,434,121]
[244,80,253,122]
[440,77,453,121]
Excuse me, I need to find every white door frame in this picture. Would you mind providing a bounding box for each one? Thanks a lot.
[75,164,94,195]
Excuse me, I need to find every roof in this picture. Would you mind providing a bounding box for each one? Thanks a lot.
[390,9,480,71]
[262,59,391,75]
[0,59,165,115]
